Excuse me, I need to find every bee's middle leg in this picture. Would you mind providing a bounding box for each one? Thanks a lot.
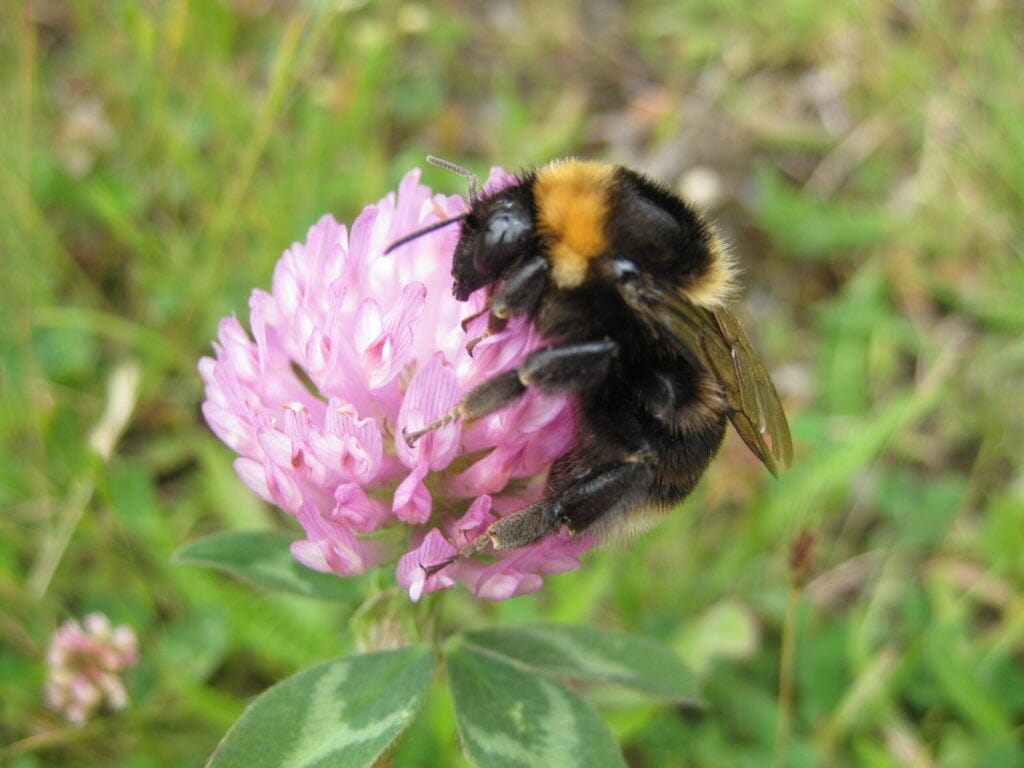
[403,340,617,446]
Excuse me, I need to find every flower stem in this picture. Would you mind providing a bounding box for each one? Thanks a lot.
[772,580,799,768]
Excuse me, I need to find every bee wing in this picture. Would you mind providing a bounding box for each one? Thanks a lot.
[621,279,793,476]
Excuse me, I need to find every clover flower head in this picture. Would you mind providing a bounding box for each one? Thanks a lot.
[200,167,594,600]
[44,613,139,724]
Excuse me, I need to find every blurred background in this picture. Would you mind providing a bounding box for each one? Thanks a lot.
[2,1,1022,765]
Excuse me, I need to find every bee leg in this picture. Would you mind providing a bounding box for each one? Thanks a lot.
[425,447,656,566]
[489,256,548,325]
[403,369,526,446]
[465,333,489,357]
[424,498,566,572]
[460,306,490,332]
[404,340,618,446]
[518,339,618,392]
[483,454,656,550]
[464,257,548,355]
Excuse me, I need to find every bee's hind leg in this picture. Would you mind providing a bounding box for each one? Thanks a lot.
[424,455,655,574]
[487,451,657,549]
[419,358,652,570]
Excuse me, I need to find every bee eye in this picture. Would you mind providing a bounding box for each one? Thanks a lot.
[483,211,529,248]
[474,205,532,275]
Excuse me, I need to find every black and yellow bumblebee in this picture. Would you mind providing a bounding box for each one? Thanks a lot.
[388,157,792,562]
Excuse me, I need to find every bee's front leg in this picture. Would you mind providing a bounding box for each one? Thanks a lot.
[465,256,548,354]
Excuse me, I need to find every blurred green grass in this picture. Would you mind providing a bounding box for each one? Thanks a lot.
[2,1,1022,765]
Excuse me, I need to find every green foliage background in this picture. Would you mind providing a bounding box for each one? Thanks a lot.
[2,0,1022,765]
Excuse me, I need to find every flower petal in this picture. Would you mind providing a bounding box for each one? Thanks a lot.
[396,352,461,470]
[200,166,591,601]
[396,529,458,602]
[392,461,431,524]
[308,398,384,485]
[291,502,369,576]
[445,495,495,549]
[234,457,272,503]
[332,482,388,533]
[355,283,427,389]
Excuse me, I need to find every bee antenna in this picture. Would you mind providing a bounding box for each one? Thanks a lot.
[427,155,479,200]
[383,214,467,255]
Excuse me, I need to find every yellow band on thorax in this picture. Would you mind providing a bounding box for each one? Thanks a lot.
[533,160,614,289]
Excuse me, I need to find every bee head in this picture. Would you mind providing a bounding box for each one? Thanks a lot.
[452,191,536,301]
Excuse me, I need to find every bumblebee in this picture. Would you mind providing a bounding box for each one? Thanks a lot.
[388,157,792,561]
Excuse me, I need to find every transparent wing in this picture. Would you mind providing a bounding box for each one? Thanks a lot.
[620,278,793,475]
